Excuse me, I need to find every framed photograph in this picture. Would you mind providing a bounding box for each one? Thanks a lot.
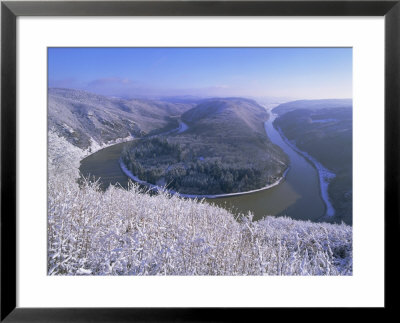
[1,0,399,320]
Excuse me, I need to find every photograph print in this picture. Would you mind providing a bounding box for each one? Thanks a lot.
[47,47,352,276]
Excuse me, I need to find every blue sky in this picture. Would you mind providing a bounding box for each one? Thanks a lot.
[48,47,352,99]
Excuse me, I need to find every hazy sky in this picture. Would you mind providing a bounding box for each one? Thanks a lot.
[48,47,352,99]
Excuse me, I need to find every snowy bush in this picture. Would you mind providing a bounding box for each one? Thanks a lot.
[48,130,352,275]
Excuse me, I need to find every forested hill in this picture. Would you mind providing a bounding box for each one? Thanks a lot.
[122,98,289,195]
[182,98,269,138]
[176,98,286,170]
[48,88,194,149]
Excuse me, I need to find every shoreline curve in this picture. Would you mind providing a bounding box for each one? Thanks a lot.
[119,159,289,199]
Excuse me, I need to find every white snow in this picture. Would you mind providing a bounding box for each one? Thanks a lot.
[76,268,92,275]
[62,123,75,134]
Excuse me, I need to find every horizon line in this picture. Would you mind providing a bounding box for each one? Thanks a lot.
[48,87,352,101]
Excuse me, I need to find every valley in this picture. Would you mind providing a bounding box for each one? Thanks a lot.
[46,47,353,277]
[121,98,289,195]
[51,89,352,224]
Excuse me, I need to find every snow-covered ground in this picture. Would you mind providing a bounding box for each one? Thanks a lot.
[275,126,336,217]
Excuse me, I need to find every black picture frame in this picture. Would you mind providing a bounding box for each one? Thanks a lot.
[1,0,399,321]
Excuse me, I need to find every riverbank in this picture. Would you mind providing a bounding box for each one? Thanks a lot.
[274,124,336,217]
[83,134,135,157]
[119,159,289,199]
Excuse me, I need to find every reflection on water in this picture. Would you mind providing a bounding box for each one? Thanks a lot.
[79,112,326,222]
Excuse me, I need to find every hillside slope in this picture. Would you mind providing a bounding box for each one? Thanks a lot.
[48,88,194,149]
[179,98,286,166]
[182,98,269,137]
[122,98,289,195]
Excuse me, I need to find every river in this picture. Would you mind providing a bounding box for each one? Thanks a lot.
[79,112,326,222]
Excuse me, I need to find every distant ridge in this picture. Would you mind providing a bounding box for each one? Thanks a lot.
[273,99,352,115]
